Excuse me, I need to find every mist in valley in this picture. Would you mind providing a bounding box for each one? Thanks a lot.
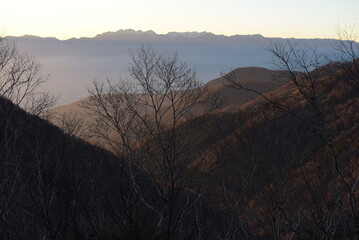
[9,31,337,105]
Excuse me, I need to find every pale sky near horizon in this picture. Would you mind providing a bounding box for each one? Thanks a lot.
[0,0,358,40]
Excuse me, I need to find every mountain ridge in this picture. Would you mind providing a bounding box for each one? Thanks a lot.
[7,29,344,42]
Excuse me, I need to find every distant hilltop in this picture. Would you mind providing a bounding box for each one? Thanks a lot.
[96,29,263,38]
[92,29,265,42]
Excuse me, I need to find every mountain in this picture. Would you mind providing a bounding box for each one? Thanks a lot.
[205,67,287,111]
[94,29,252,42]
[0,96,119,238]
[169,62,359,238]
[0,95,201,239]
[95,60,358,238]
[48,67,287,140]
[92,29,334,44]
[95,29,157,40]
[7,30,339,105]
[1,59,358,239]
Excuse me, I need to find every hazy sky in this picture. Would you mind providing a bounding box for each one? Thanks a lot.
[1,0,358,39]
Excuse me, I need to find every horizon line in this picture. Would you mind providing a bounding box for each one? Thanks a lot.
[4,29,343,41]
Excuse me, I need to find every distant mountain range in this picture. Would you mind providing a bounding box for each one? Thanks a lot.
[15,29,336,43]
[6,30,340,105]
[92,29,266,42]
[12,29,265,41]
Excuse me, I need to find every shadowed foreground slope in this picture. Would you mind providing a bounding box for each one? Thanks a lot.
[0,97,162,239]
[171,63,359,239]
[0,61,358,239]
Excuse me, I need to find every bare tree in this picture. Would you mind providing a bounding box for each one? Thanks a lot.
[334,24,359,85]
[0,37,56,115]
[0,36,59,239]
[224,38,358,239]
[84,46,218,239]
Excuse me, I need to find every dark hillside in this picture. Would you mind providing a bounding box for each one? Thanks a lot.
[0,97,153,239]
[154,62,359,239]
[0,97,215,239]
[89,61,357,239]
